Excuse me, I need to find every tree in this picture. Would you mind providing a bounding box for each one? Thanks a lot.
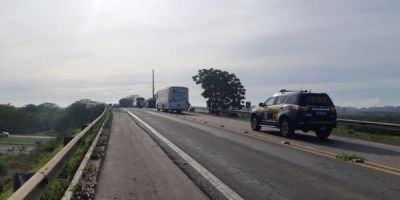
[0,101,105,134]
[193,68,246,111]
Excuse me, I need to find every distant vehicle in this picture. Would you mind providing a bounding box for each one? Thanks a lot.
[156,86,189,113]
[0,132,10,138]
[145,98,156,108]
[133,97,145,108]
[250,89,337,139]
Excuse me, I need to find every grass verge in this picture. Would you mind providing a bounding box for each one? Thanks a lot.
[336,153,365,163]
[332,125,400,146]
[0,137,49,145]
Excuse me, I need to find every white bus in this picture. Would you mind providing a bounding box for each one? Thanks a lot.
[156,86,189,113]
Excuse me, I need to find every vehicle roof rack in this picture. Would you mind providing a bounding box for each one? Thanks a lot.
[279,89,309,93]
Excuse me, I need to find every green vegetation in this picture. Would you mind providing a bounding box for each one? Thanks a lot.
[0,185,12,200]
[0,101,107,199]
[332,125,400,146]
[0,160,7,175]
[0,137,50,145]
[71,180,83,199]
[41,112,111,200]
[0,141,63,199]
[30,145,63,173]
[193,68,246,111]
[0,100,105,135]
[336,153,365,163]
[41,179,69,200]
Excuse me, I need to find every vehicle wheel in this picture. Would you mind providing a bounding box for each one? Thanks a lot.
[251,116,261,131]
[280,118,294,138]
[315,129,331,139]
[157,108,160,111]
[177,110,182,113]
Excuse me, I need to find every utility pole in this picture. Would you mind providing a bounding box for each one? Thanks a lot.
[152,69,155,99]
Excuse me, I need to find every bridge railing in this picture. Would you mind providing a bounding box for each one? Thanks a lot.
[9,108,107,200]
[193,107,400,134]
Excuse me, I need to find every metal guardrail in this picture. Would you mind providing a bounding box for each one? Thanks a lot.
[9,109,107,200]
[337,119,400,133]
[193,108,400,133]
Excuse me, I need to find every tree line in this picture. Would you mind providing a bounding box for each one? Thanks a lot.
[0,101,105,134]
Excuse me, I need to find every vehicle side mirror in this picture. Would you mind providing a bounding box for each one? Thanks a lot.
[258,103,264,107]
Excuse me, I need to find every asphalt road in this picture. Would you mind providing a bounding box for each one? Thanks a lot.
[125,108,400,200]
[170,111,400,169]
[96,110,208,200]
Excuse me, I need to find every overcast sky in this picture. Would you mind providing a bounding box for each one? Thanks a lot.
[1,0,399,108]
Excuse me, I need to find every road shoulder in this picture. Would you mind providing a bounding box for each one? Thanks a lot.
[95,110,208,200]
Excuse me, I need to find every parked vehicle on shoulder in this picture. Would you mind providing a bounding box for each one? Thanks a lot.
[156,86,189,113]
[0,131,10,138]
[250,89,337,139]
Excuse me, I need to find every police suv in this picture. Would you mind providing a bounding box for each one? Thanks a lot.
[251,89,337,139]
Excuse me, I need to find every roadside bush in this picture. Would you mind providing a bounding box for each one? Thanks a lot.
[0,159,8,175]
[40,179,69,200]
[36,139,58,152]
[59,154,82,179]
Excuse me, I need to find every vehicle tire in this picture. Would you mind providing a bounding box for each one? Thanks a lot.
[177,110,182,113]
[315,129,331,139]
[157,108,160,111]
[280,118,294,138]
[251,116,261,131]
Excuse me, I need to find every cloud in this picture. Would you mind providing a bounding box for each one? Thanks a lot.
[0,0,399,107]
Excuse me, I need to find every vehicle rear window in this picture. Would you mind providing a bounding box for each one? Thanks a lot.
[300,94,334,106]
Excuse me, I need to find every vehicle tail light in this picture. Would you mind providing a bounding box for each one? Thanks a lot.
[291,105,309,112]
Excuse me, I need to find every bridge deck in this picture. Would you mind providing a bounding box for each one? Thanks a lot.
[95,110,208,200]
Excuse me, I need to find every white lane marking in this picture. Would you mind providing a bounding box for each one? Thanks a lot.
[124,109,243,200]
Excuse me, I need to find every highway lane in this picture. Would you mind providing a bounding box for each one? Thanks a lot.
[127,108,400,200]
[157,110,400,169]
